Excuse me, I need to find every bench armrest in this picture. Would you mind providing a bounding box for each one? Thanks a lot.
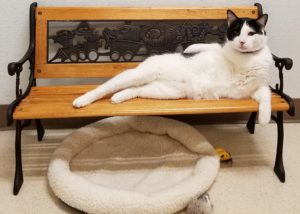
[272,54,293,70]
[8,45,34,76]
[8,2,37,77]
[7,2,37,126]
[272,53,293,93]
[271,54,295,116]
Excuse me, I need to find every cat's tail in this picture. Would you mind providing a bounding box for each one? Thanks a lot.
[184,43,221,54]
[73,68,155,108]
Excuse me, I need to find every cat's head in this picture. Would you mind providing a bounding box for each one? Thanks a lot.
[226,10,268,53]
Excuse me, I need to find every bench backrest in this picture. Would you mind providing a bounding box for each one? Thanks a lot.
[34,5,260,79]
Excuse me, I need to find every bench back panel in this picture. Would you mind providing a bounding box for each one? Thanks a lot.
[35,6,259,79]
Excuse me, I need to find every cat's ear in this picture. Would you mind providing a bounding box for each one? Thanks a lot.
[227,10,239,26]
[256,14,268,28]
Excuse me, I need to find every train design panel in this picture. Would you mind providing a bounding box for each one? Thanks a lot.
[48,21,227,63]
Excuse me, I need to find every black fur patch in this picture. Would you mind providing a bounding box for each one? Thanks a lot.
[227,19,244,41]
[227,18,265,40]
[247,19,264,35]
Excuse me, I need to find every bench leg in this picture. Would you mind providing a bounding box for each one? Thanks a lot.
[273,111,285,182]
[13,120,23,195]
[246,112,257,134]
[35,119,45,141]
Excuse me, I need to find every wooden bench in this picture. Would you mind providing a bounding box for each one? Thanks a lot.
[7,2,294,195]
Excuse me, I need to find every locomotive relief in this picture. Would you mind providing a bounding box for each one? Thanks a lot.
[48,21,226,63]
[49,22,102,62]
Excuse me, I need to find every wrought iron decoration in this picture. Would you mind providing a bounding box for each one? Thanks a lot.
[48,20,227,63]
[49,22,102,62]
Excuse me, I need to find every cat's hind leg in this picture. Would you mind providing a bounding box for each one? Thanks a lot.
[110,88,139,104]
[73,67,156,108]
[111,81,185,103]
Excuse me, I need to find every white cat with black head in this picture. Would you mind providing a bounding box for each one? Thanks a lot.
[73,10,273,124]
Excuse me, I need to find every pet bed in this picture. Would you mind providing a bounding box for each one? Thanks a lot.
[48,116,219,214]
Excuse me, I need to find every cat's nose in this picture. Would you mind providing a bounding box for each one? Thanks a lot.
[240,41,245,46]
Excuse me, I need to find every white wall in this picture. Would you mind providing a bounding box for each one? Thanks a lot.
[1,0,299,104]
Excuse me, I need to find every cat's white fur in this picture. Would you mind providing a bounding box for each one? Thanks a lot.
[73,15,273,124]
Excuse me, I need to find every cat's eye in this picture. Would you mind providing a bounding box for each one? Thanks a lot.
[234,29,240,35]
[248,32,256,36]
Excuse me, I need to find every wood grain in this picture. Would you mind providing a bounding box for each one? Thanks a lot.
[35,18,47,73]
[35,63,139,78]
[36,7,258,21]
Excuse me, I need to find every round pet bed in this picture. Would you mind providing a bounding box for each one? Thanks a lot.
[48,116,219,214]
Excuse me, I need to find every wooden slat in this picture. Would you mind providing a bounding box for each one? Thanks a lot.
[28,85,284,98]
[35,18,47,76]
[29,85,98,95]
[36,7,258,21]
[35,63,139,78]
[13,86,290,120]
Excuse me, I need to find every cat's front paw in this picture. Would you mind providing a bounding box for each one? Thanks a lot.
[258,101,271,125]
[73,95,92,108]
[258,109,271,125]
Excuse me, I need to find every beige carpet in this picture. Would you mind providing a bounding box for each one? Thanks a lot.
[1,123,300,214]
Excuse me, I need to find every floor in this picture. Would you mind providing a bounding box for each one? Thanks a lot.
[0,123,300,214]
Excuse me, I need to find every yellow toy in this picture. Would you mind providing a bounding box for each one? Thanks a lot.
[216,148,232,163]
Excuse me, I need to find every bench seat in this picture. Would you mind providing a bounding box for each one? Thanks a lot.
[13,85,290,120]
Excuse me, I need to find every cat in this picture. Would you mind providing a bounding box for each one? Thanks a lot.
[73,10,273,124]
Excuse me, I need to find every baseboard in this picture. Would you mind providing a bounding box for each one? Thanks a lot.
[0,105,9,128]
[1,99,299,129]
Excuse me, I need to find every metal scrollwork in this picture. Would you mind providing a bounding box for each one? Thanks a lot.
[48,20,227,63]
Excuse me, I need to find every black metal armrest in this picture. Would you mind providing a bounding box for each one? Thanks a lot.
[7,46,35,126]
[272,54,293,70]
[271,54,295,117]
[8,45,34,76]
[8,2,37,76]
[272,53,294,93]
[7,2,37,126]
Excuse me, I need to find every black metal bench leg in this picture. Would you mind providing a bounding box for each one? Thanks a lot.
[274,111,285,182]
[246,112,257,134]
[35,119,45,141]
[14,120,24,195]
